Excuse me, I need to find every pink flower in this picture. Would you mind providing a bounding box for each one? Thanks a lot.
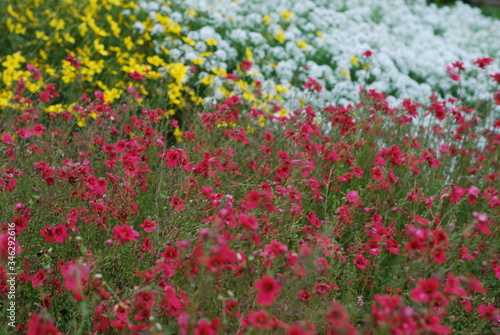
[140,218,157,232]
[473,212,491,235]
[363,50,373,57]
[345,190,361,207]
[29,124,46,136]
[27,313,63,335]
[30,270,47,287]
[255,275,281,306]
[489,73,500,84]
[240,60,252,71]
[353,254,368,270]
[129,71,146,81]
[18,128,32,139]
[473,57,494,69]
[112,225,140,244]
[61,261,90,301]
[245,190,262,209]
[170,196,185,211]
[53,225,70,243]
[410,278,441,303]
[477,304,500,323]
[288,325,316,335]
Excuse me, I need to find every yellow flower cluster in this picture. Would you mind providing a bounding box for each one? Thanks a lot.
[1,1,309,133]
[0,0,207,128]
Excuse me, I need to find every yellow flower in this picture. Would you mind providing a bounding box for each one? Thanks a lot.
[258,115,265,127]
[39,49,47,60]
[0,91,13,107]
[350,55,359,67]
[191,58,204,66]
[94,40,109,56]
[78,22,88,36]
[77,116,87,127]
[341,69,351,79]
[50,18,65,30]
[363,64,372,70]
[316,31,323,39]
[2,52,25,70]
[205,38,218,46]
[166,63,188,83]
[155,13,182,35]
[280,10,292,21]
[246,125,256,134]
[146,55,166,67]
[26,81,42,93]
[168,82,183,105]
[245,47,254,62]
[173,128,183,142]
[61,61,77,83]
[44,104,64,114]
[64,33,75,44]
[262,14,271,26]
[124,36,134,50]
[277,108,289,117]
[182,36,196,46]
[35,31,49,41]
[212,67,227,76]
[275,85,288,93]
[45,67,56,76]
[275,29,286,43]
[200,75,214,85]
[106,15,121,38]
[146,71,162,80]
[296,40,308,50]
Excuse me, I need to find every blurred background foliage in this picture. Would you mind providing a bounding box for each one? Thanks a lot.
[428,0,500,19]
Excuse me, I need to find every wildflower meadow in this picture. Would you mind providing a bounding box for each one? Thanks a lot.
[0,0,499,334]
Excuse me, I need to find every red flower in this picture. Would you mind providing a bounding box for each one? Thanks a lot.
[288,324,316,335]
[489,73,500,84]
[245,190,262,209]
[129,71,146,81]
[244,310,273,330]
[458,247,474,260]
[27,313,63,335]
[353,254,368,270]
[61,261,90,301]
[255,275,281,306]
[112,225,140,244]
[345,190,361,207]
[477,304,500,322]
[299,290,311,302]
[170,196,185,211]
[473,57,494,69]
[194,319,219,335]
[240,60,252,71]
[410,278,441,303]
[140,218,157,232]
[326,302,351,329]
[473,212,491,235]
[303,77,322,93]
[29,124,46,136]
[53,224,70,243]
[29,270,47,287]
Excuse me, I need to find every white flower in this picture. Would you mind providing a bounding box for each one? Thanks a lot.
[151,23,165,36]
[132,22,145,34]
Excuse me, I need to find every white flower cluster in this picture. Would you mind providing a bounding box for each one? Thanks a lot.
[135,0,500,108]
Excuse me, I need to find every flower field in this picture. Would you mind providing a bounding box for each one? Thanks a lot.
[1,0,499,334]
